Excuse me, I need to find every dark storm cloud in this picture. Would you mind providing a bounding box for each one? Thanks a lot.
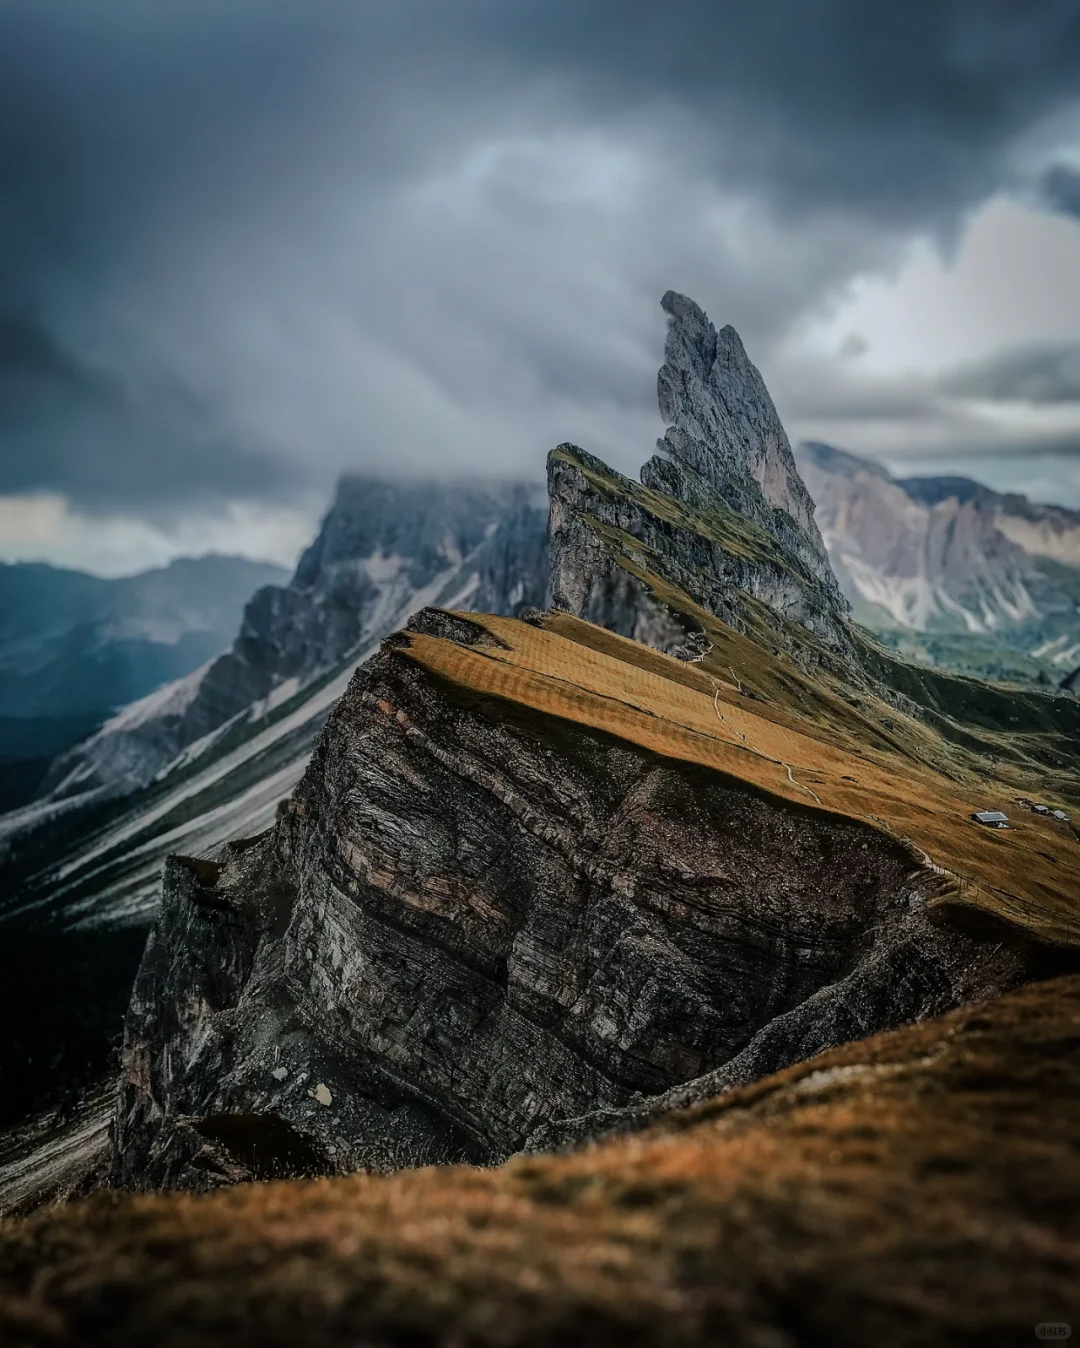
[486,0,1080,221]
[0,309,110,404]
[942,342,1080,404]
[0,303,300,515]
[1041,164,1080,218]
[1,0,1079,516]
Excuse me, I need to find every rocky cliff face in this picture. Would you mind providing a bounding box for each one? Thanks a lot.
[546,294,851,669]
[109,291,1080,1200]
[15,976,1080,1348]
[38,480,545,807]
[796,441,1080,671]
[547,445,854,665]
[112,607,1061,1191]
[654,291,835,587]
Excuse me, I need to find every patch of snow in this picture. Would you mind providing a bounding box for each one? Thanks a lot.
[99,660,213,734]
[977,592,1000,632]
[1031,636,1080,667]
[20,552,491,930]
[0,791,107,845]
[1032,635,1070,659]
[0,1085,113,1215]
[989,575,1037,624]
[841,555,944,630]
[64,758,311,928]
[50,667,360,891]
[262,676,301,714]
[440,573,481,613]
[934,587,985,633]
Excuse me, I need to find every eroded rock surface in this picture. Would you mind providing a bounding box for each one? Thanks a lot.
[109,291,1076,1192]
[653,290,835,587]
[112,608,1040,1189]
[547,444,855,661]
[546,294,852,666]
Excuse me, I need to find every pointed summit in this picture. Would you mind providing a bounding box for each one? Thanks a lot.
[547,290,851,660]
[645,290,834,589]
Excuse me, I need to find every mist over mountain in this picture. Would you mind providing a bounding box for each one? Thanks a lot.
[26,478,546,817]
[0,556,288,809]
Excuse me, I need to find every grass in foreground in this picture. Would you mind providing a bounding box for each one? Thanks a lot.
[2,974,1079,1347]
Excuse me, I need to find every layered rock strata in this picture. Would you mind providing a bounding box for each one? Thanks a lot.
[547,444,855,661]
[113,608,1039,1189]
[654,290,835,587]
[546,293,853,665]
[111,290,1080,1191]
[12,976,1080,1348]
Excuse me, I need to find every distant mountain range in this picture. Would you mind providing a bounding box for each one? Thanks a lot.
[795,441,1080,684]
[9,441,1079,832]
[0,556,288,810]
[20,478,547,821]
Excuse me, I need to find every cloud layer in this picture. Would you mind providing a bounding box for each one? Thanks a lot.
[1,0,1079,564]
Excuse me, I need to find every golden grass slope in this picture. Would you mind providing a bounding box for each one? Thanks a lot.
[4,974,1079,1347]
[403,609,1080,948]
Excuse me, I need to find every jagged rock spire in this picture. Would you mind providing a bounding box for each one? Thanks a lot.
[547,290,852,657]
[647,290,835,587]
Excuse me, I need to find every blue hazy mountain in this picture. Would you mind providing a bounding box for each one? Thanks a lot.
[0,555,288,807]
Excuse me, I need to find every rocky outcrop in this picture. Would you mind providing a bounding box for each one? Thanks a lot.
[112,606,1047,1190]
[653,290,836,588]
[545,294,852,666]
[38,479,544,806]
[103,289,1080,1205]
[547,445,854,663]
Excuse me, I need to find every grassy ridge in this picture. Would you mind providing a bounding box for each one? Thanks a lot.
[403,609,1080,947]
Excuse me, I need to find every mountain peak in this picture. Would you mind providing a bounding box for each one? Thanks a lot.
[651,292,833,586]
[795,440,893,483]
[799,445,1080,651]
[547,291,852,663]
[897,475,992,509]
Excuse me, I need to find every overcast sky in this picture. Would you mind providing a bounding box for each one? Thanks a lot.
[2,0,1080,574]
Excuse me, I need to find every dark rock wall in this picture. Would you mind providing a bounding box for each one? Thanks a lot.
[544,294,852,664]
[547,446,854,658]
[654,290,839,594]
[113,612,1029,1188]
